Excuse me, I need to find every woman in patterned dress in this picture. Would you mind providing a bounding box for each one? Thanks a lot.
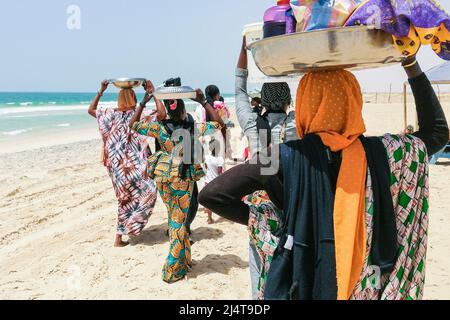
[88,80,161,247]
[130,88,224,283]
[200,55,449,300]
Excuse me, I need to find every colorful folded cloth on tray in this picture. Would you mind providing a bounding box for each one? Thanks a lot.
[290,0,363,32]
[345,0,450,60]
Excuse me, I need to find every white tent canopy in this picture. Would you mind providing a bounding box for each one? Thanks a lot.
[425,62,450,84]
[404,62,450,129]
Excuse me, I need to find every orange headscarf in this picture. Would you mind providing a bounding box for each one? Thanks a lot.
[118,89,137,112]
[296,70,367,300]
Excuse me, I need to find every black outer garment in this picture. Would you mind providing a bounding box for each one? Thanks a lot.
[198,72,449,225]
[198,161,284,225]
[359,136,397,275]
[264,134,398,300]
[265,135,338,300]
[410,73,449,156]
[186,182,198,233]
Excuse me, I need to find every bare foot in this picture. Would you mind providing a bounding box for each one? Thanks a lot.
[114,235,129,247]
[114,241,129,248]
[207,218,214,225]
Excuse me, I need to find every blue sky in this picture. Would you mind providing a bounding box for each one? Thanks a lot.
[0,0,449,93]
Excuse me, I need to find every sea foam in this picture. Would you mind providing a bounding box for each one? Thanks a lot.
[1,129,31,136]
[0,105,87,116]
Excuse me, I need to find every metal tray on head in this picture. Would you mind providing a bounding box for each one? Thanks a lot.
[108,78,146,89]
[154,86,197,100]
[247,26,404,77]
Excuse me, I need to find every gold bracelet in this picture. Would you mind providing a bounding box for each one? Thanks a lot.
[403,60,418,68]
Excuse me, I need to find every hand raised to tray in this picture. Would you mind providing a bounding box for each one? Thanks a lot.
[143,80,155,94]
[237,36,248,70]
[192,89,207,105]
[402,54,422,79]
[100,80,109,95]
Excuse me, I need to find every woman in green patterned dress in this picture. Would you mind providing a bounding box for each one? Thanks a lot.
[130,87,224,283]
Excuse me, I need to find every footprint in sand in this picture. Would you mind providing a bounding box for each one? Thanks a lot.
[6,187,22,197]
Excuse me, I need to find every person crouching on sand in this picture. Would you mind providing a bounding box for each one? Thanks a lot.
[130,87,225,283]
[88,80,162,247]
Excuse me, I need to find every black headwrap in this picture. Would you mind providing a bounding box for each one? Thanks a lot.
[162,99,198,180]
[205,85,220,106]
[261,82,291,111]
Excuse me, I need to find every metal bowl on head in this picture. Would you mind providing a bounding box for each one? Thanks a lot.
[108,78,146,89]
[154,86,197,100]
[248,26,405,77]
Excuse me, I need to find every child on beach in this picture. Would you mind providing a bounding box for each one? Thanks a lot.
[204,140,224,224]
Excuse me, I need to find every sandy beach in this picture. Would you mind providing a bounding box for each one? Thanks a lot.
[0,101,449,300]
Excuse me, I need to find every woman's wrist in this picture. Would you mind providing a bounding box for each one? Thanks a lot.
[402,56,422,79]
[403,59,417,68]
[404,62,422,79]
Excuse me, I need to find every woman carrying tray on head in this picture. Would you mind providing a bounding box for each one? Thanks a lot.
[200,54,449,299]
[88,80,162,248]
[237,36,298,300]
[130,86,225,283]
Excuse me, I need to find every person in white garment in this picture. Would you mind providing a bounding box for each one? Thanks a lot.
[203,140,224,224]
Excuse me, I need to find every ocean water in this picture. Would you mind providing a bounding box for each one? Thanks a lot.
[0,92,235,141]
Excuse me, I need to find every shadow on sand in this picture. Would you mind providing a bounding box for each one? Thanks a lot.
[130,222,168,246]
[433,161,450,167]
[130,224,225,247]
[191,227,224,242]
[188,254,248,279]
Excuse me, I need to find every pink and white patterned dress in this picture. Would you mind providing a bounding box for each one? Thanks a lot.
[97,108,157,236]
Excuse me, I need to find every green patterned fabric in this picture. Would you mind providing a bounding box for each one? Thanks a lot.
[157,180,193,284]
[352,134,429,300]
[132,119,222,283]
[246,191,283,300]
[132,120,221,183]
[248,134,430,300]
